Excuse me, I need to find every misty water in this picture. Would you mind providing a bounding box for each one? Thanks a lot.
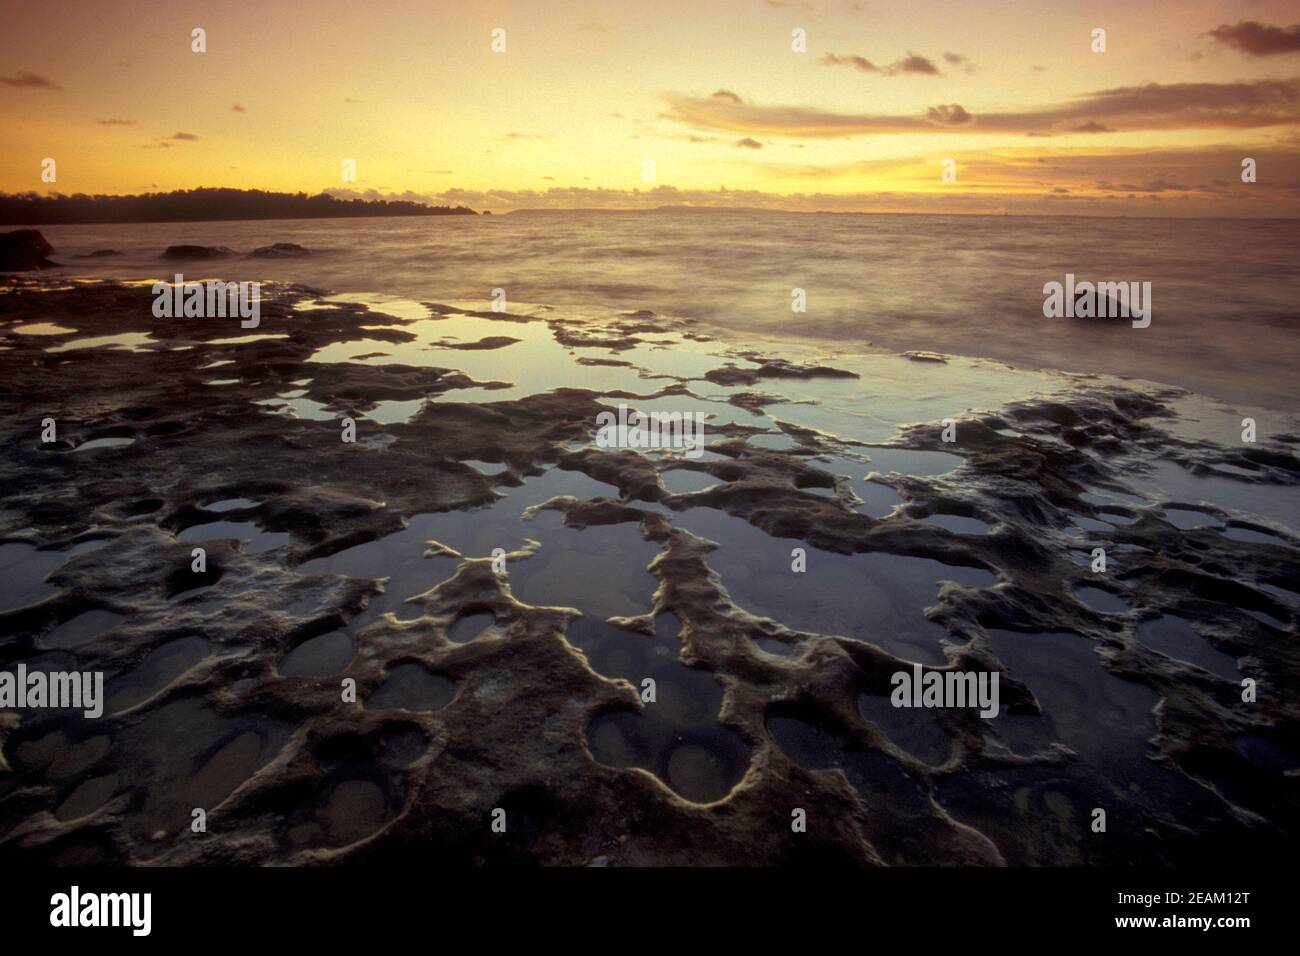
[22,210,1299,409]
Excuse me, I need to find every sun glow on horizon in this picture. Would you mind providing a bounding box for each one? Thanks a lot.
[0,0,1297,216]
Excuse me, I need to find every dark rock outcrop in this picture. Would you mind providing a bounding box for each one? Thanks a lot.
[0,229,57,271]
[1072,287,1127,320]
[161,244,235,260]
[249,242,310,259]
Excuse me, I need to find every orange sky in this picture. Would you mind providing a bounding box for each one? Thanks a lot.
[1,0,1297,215]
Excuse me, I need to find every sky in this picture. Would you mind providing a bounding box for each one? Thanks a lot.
[1,0,1298,215]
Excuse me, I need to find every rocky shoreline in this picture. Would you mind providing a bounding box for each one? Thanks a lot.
[0,276,1296,865]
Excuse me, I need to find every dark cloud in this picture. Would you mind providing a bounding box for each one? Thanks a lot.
[734,137,764,149]
[170,132,201,141]
[0,70,62,90]
[895,53,940,75]
[231,103,246,112]
[823,52,941,76]
[1073,79,1300,129]
[1207,21,1300,56]
[711,89,743,104]
[662,78,1300,138]
[97,118,136,126]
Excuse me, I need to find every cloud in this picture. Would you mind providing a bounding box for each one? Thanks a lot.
[1072,79,1300,129]
[663,94,930,135]
[1208,21,1300,56]
[822,53,879,73]
[894,53,940,75]
[711,89,744,103]
[823,51,941,76]
[925,104,973,125]
[322,166,1300,216]
[231,103,246,112]
[0,70,62,90]
[753,142,1299,209]
[1095,179,1193,193]
[97,118,136,126]
[734,137,764,148]
[662,78,1300,138]
[170,132,201,141]
[1070,121,1113,133]
[944,52,977,73]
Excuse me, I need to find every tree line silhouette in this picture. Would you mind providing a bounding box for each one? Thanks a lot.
[0,188,477,224]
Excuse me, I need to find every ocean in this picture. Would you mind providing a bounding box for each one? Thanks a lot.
[25,210,1300,409]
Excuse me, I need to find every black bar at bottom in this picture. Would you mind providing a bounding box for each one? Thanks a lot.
[4,865,1282,942]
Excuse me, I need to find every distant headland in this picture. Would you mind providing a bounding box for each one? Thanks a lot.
[0,188,478,225]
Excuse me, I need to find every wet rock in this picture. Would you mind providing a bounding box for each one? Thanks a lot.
[435,336,520,351]
[576,356,634,368]
[705,356,859,387]
[0,278,1296,868]
[902,350,947,363]
[1072,287,1127,320]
